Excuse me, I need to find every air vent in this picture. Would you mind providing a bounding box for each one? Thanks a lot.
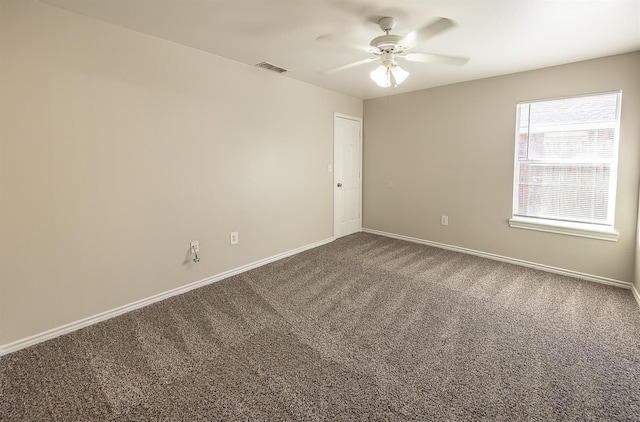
[255,61,288,74]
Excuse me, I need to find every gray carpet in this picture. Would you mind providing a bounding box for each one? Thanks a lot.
[2,232,640,421]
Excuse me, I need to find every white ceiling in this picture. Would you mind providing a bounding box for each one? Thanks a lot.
[42,0,640,100]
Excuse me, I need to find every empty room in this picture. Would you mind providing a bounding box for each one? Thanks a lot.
[1,0,640,420]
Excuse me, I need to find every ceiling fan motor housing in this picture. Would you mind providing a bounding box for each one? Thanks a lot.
[371,17,408,54]
[370,34,405,54]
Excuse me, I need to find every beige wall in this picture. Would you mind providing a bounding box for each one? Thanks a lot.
[364,52,640,285]
[0,0,362,345]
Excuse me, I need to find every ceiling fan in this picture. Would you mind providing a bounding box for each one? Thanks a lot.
[319,16,469,88]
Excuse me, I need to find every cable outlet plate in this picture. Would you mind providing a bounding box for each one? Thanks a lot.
[441,215,449,226]
[230,231,239,245]
[190,241,199,253]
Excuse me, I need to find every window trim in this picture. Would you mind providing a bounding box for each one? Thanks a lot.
[510,91,622,241]
[508,216,619,241]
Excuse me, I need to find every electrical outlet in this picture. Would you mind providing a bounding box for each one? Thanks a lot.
[190,241,199,253]
[441,215,449,226]
[230,231,239,245]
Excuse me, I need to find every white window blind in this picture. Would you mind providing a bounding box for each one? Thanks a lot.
[511,91,621,237]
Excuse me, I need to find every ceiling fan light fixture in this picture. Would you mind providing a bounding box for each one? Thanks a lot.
[370,63,409,88]
[392,64,409,85]
[370,64,389,87]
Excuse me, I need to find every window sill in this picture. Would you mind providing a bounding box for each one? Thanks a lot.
[508,217,619,242]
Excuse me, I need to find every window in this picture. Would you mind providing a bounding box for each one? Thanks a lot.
[509,91,621,241]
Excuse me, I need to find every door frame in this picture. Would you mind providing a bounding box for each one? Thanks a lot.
[333,112,363,238]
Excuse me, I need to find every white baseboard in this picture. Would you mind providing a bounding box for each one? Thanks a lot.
[0,237,334,357]
[362,228,633,290]
[632,285,640,310]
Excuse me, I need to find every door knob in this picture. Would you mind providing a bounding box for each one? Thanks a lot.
[337,183,342,187]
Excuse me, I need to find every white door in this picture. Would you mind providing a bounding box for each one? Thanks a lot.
[334,114,362,238]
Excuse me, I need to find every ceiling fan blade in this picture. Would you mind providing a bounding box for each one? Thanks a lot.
[399,17,456,47]
[402,52,469,66]
[320,57,378,74]
[315,34,373,53]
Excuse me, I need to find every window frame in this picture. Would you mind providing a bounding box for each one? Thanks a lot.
[508,91,622,242]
